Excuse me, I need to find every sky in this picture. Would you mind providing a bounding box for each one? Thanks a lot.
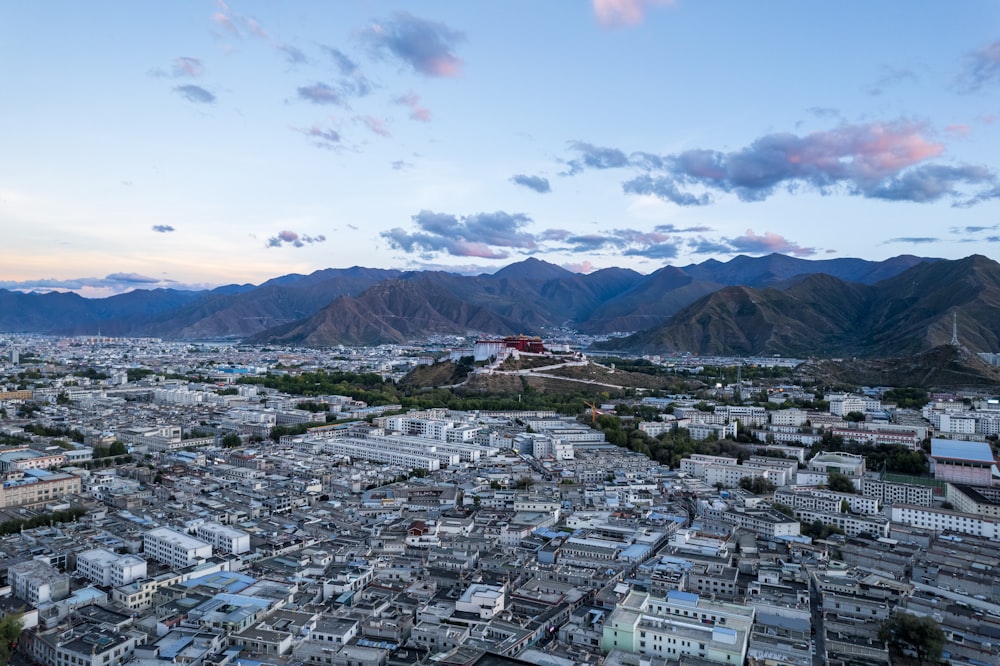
[3,1,1000,297]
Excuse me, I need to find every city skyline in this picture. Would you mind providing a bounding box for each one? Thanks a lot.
[3,0,1000,296]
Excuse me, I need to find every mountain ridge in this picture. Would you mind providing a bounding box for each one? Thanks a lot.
[4,253,995,358]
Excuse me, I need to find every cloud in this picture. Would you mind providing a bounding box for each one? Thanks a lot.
[0,273,195,296]
[865,164,995,203]
[278,44,308,65]
[593,0,675,28]
[959,40,1000,92]
[212,1,267,40]
[584,120,999,205]
[622,174,712,206]
[944,124,972,138]
[297,82,345,106]
[358,115,391,137]
[151,225,175,233]
[394,92,431,122]
[364,12,465,77]
[685,231,816,257]
[563,141,630,175]
[654,223,712,233]
[950,224,998,234]
[381,210,537,259]
[320,46,372,96]
[266,230,327,248]
[864,66,917,96]
[391,160,415,170]
[510,174,551,193]
[623,242,679,259]
[727,230,816,257]
[174,84,216,104]
[882,237,940,245]
[295,125,341,150]
[688,238,736,255]
[152,56,204,79]
[105,272,162,284]
[561,260,595,274]
[324,46,359,75]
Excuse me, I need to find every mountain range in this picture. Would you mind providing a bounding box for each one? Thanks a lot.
[4,253,999,358]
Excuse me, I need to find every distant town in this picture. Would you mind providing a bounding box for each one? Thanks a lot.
[0,333,997,666]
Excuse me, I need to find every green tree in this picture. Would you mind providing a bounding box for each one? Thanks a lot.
[221,433,242,448]
[109,440,127,456]
[844,411,866,422]
[878,612,945,664]
[827,471,856,494]
[0,612,23,663]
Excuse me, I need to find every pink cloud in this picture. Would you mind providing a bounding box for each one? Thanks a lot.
[450,240,509,259]
[945,124,972,138]
[593,0,675,28]
[173,57,203,78]
[394,93,432,122]
[729,230,816,257]
[561,260,595,274]
[359,115,391,137]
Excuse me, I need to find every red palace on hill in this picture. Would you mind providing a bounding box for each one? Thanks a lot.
[473,335,545,361]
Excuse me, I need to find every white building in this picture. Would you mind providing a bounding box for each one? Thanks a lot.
[602,589,754,663]
[455,583,505,620]
[144,527,213,568]
[889,504,1000,540]
[75,548,147,587]
[194,521,251,555]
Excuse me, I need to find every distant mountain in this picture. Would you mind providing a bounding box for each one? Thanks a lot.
[597,255,1000,357]
[1,253,967,357]
[679,253,932,287]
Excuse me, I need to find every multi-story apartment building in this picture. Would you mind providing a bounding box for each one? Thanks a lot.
[143,527,213,568]
[195,521,251,554]
[75,548,147,587]
[602,589,755,663]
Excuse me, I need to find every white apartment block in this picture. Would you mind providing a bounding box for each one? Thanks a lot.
[144,527,213,568]
[769,409,808,427]
[703,506,801,538]
[945,484,1000,519]
[775,489,881,515]
[861,478,934,507]
[715,405,768,427]
[9,560,70,605]
[705,463,793,489]
[794,508,889,538]
[75,548,147,587]
[680,454,737,478]
[195,521,251,554]
[890,504,1000,540]
[602,590,754,664]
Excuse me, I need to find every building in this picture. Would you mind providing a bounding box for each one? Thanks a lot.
[143,527,213,568]
[75,548,147,587]
[9,560,70,605]
[601,589,754,663]
[194,521,251,555]
[0,470,82,508]
[930,438,998,486]
[808,452,866,480]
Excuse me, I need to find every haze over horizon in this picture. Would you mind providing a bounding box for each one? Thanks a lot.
[4,0,1000,297]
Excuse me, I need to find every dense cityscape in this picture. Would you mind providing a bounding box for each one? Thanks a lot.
[0,333,996,666]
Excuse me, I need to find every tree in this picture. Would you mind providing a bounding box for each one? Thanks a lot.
[0,612,22,663]
[878,612,945,664]
[738,476,776,495]
[827,471,856,494]
[844,411,866,422]
[221,433,242,448]
[109,440,127,456]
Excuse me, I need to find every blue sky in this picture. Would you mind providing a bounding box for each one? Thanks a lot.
[3,0,1000,296]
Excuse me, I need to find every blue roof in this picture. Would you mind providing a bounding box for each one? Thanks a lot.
[931,438,995,464]
[667,589,700,606]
